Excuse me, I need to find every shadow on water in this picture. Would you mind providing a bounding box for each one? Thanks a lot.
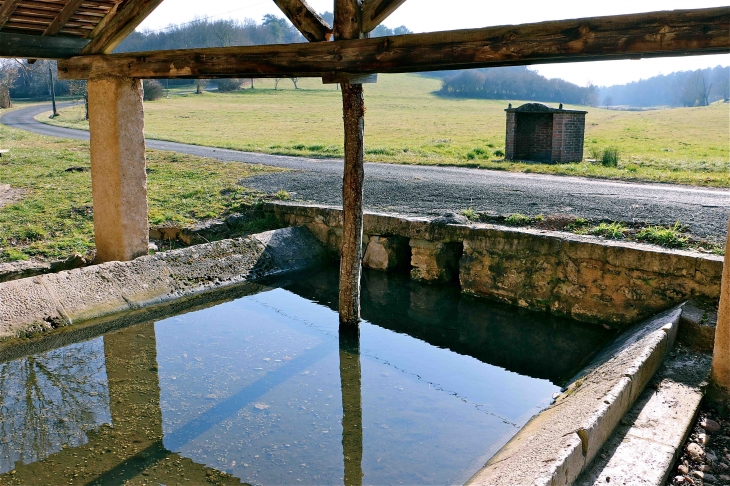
[0,265,616,485]
[270,265,616,387]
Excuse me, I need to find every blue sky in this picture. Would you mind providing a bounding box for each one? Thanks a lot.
[139,0,730,86]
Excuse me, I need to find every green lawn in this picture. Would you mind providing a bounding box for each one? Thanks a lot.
[43,74,730,187]
[0,119,279,263]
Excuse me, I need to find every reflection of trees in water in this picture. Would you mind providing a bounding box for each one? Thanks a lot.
[0,337,111,473]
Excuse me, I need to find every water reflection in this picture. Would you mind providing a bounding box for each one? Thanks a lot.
[0,338,110,474]
[0,266,615,485]
[339,325,363,486]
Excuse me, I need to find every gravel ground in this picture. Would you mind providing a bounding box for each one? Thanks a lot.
[667,405,730,485]
[4,102,729,243]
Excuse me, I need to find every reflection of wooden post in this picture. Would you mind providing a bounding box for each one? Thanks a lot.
[336,0,365,326]
[711,217,730,394]
[339,326,363,486]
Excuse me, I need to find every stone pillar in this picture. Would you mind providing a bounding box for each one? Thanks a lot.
[88,77,148,263]
[711,218,730,394]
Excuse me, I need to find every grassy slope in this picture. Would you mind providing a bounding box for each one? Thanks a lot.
[0,120,278,262]
[45,74,730,187]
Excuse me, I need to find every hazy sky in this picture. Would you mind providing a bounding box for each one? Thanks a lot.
[138,1,730,87]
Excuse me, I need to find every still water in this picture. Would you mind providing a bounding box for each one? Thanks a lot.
[0,267,614,485]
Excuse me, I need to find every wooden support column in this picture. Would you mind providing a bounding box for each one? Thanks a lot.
[711,217,730,396]
[87,77,149,262]
[336,0,366,326]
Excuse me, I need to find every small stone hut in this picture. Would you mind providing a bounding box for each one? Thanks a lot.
[504,103,587,163]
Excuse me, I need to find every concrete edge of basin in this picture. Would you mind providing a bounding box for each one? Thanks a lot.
[576,351,711,485]
[465,305,682,486]
[0,226,326,343]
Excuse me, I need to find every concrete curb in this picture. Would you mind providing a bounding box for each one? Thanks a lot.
[465,305,682,486]
[0,227,326,342]
[576,352,711,485]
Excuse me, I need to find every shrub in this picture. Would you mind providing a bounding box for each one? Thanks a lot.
[505,213,531,226]
[587,222,627,239]
[217,79,243,92]
[601,146,620,167]
[143,80,164,101]
[460,207,478,221]
[493,149,504,157]
[636,222,688,248]
[275,190,291,200]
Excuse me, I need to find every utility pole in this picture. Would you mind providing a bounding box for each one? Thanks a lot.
[48,63,58,117]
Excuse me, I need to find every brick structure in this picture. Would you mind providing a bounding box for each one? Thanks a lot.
[505,103,587,163]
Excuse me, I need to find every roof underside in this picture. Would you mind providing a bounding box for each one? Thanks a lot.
[0,0,121,38]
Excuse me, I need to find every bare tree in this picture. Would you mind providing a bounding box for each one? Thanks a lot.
[603,95,613,109]
[290,77,300,89]
[195,79,208,94]
[0,59,19,108]
[682,71,713,107]
[274,78,282,90]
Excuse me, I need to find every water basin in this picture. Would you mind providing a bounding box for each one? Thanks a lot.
[0,266,615,485]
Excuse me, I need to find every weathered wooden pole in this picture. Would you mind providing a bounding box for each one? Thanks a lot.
[710,216,730,397]
[335,0,365,326]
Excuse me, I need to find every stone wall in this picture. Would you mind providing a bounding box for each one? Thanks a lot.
[264,202,724,328]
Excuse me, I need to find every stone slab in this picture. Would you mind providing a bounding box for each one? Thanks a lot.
[465,306,682,486]
[576,352,711,485]
[678,300,718,352]
[0,227,325,342]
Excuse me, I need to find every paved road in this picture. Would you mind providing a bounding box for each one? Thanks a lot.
[4,102,729,242]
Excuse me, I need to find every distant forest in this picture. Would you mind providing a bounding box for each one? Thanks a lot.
[435,67,599,106]
[598,66,729,108]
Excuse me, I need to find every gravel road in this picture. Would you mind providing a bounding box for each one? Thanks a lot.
[4,102,729,242]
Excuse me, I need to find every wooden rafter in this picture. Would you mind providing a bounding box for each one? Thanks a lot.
[360,0,406,33]
[333,0,360,41]
[81,0,164,54]
[273,0,332,42]
[0,0,24,29]
[58,7,730,80]
[44,0,86,36]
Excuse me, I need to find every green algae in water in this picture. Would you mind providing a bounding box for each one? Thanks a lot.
[0,267,614,485]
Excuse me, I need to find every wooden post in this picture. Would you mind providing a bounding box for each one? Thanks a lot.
[87,77,149,262]
[339,326,363,486]
[336,0,365,326]
[711,217,730,396]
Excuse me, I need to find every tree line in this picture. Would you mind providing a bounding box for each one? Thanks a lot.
[436,67,600,106]
[598,66,729,108]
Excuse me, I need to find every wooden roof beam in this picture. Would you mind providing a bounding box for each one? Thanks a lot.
[0,31,89,58]
[44,0,86,36]
[361,0,406,33]
[273,0,332,42]
[81,0,164,54]
[0,0,23,29]
[58,7,730,79]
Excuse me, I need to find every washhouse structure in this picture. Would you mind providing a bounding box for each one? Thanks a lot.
[0,1,729,484]
[504,102,587,163]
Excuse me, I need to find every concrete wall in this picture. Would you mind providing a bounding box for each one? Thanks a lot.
[0,227,326,342]
[264,203,723,328]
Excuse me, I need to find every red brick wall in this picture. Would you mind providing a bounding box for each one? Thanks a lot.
[505,111,585,163]
[552,113,585,162]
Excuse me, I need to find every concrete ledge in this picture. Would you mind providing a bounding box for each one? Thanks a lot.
[0,227,326,342]
[576,352,711,485]
[264,202,722,327]
[678,300,718,352]
[465,306,682,486]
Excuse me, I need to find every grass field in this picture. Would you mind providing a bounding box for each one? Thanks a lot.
[43,74,730,187]
[0,119,279,263]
